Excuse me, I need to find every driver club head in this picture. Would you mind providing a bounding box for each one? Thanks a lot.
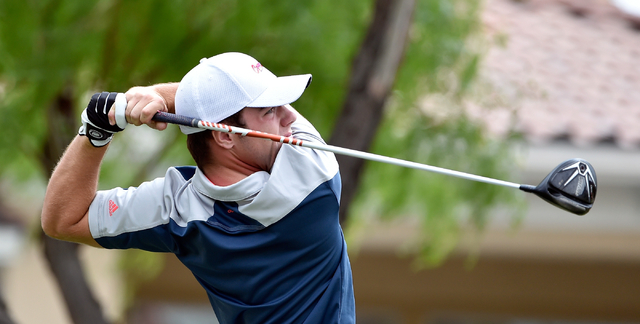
[520,158,597,215]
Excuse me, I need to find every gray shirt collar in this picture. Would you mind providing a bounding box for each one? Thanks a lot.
[192,166,269,202]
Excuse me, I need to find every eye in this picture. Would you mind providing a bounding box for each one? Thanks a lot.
[265,107,277,115]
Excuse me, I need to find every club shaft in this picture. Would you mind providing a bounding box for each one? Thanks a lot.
[308,141,521,188]
[153,111,522,189]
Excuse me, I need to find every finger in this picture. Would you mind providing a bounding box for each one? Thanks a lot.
[108,104,116,126]
[135,101,157,127]
[128,105,143,126]
[124,91,146,126]
[124,87,168,129]
[122,97,139,126]
[139,102,168,130]
[138,109,154,128]
[152,107,169,131]
[141,107,169,130]
[150,120,168,131]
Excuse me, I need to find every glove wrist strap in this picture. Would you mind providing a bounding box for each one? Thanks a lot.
[78,123,113,147]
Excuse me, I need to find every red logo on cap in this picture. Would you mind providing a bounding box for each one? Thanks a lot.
[252,63,263,74]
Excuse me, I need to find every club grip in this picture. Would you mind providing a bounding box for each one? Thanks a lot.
[153,111,201,128]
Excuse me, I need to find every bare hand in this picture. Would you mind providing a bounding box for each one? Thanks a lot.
[108,86,169,131]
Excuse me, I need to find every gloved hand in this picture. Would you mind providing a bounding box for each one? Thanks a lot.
[78,92,127,147]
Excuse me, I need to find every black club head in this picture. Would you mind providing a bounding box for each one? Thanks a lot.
[520,158,597,215]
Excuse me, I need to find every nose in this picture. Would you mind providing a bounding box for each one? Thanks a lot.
[280,105,297,127]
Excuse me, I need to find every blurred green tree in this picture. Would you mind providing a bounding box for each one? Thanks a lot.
[0,0,523,322]
[344,0,525,266]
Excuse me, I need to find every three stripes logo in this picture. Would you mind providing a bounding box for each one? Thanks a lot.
[108,199,119,216]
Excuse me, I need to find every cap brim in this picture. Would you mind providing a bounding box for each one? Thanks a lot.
[180,124,204,135]
[246,74,312,108]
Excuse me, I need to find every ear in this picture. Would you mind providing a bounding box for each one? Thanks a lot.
[211,130,235,149]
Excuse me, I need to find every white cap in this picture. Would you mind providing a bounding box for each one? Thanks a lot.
[175,52,312,134]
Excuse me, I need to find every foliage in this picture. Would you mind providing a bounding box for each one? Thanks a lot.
[347,0,526,266]
[0,0,370,183]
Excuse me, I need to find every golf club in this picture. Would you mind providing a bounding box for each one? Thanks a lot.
[113,95,596,215]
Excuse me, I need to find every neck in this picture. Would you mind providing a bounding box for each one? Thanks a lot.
[201,153,261,187]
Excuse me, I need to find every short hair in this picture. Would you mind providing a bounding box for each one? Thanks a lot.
[187,109,246,168]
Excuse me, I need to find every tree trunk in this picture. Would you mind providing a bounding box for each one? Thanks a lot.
[41,236,109,324]
[0,198,21,324]
[330,0,416,224]
[0,295,15,324]
[39,89,110,324]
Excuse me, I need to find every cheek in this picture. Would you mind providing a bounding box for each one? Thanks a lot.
[245,137,272,155]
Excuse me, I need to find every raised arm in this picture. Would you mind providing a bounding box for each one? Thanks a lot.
[42,83,178,247]
[41,135,107,247]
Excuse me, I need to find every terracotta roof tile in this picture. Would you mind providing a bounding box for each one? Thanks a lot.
[473,0,640,148]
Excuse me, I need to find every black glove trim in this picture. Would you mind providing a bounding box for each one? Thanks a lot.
[85,123,113,142]
[86,92,125,133]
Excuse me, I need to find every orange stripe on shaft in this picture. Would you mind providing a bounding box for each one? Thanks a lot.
[199,121,304,146]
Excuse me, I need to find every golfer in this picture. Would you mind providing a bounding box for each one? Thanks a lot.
[41,52,356,323]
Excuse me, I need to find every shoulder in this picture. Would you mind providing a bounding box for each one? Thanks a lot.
[159,166,198,194]
[88,165,211,242]
[172,166,197,181]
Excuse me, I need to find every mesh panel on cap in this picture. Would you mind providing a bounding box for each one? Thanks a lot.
[174,53,312,135]
[175,57,254,134]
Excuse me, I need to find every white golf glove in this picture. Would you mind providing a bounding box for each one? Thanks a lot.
[78,92,127,147]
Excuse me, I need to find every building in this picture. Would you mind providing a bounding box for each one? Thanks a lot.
[352,0,640,322]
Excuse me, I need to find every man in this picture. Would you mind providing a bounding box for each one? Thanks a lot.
[41,52,355,323]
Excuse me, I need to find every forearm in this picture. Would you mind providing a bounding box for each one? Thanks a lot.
[151,82,178,113]
[41,135,106,246]
[41,84,178,246]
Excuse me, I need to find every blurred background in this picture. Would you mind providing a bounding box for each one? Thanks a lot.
[0,0,639,323]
